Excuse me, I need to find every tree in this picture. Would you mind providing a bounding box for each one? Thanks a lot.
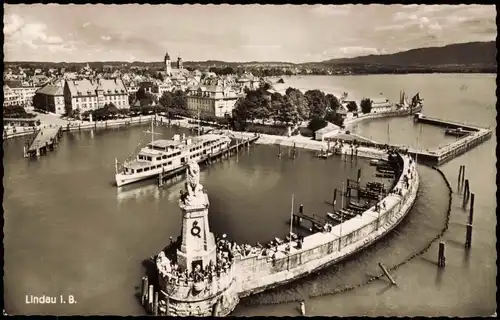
[285,88,309,121]
[346,101,358,112]
[304,89,328,120]
[276,96,300,125]
[325,93,341,112]
[159,91,173,109]
[360,98,372,114]
[269,92,284,123]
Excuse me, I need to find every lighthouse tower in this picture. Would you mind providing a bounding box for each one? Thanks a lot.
[164,50,172,76]
[176,162,216,272]
[152,160,240,316]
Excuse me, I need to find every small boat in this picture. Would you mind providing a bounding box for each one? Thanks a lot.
[326,212,341,222]
[339,209,358,218]
[376,173,394,178]
[346,205,365,214]
[367,181,384,188]
[369,159,380,166]
[349,201,370,211]
[317,151,334,159]
[376,168,394,174]
[445,127,472,137]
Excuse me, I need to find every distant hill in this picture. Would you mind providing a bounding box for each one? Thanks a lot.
[5,41,496,71]
[320,41,497,67]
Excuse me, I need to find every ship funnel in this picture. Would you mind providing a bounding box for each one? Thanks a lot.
[185,138,192,145]
[173,134,180,141]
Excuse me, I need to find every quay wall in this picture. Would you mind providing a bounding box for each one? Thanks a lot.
[234,152,418,297]
[61,115,155,132]
[159,266,240,317]
[344,105,423,127]
[415,114,480,131]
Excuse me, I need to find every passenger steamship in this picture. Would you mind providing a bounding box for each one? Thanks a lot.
[115,121,231,187]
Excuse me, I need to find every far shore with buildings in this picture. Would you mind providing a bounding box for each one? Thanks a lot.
[4,49,423,143]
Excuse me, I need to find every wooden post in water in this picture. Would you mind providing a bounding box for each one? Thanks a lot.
[461,165,466,187]
[141,276,148,306]
[378,263,397,285]
[333,189,337,207]
[148,285,154,313]
[357,168,361,183]
[462,179,469,207]
[465,224,473,248]
[153,291,159,316]
[438,241,446,268]
[457,165,463,189]
[278,144,282,158]
[212,298,220,317]
[292,142,296,159]
[300,301,306,316]
[468,193,475,225]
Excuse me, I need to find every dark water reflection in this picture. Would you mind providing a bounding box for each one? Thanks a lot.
[3,74,496,316]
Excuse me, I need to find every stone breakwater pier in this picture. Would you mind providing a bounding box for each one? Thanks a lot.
[141,148,419,316]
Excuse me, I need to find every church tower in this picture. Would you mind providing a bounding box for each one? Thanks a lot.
[164,50,172,76]
[177,55,183,70]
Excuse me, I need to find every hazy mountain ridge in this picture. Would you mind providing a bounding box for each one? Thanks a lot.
[319,41,497,66]
[5,41,496,69]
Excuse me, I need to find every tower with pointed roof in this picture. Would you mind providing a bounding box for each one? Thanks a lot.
[164,50,172,76]
[177,54,183,70]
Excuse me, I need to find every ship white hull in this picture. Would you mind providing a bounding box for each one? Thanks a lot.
[115,142,230,187]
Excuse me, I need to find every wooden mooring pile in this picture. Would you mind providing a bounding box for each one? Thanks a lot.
[437,164,476,269]
[141,276,166,316]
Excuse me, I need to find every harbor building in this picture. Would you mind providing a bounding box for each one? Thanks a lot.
[369,97,393,113]
[3,84,23,107]
[3,80,41,106]
[186,80,240,118]
[63,78,129,114]
[33,83,65,115]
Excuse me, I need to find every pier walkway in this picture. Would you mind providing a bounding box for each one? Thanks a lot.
[24,125,63,158]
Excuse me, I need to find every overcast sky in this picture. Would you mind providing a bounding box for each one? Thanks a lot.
[4,4,496,63]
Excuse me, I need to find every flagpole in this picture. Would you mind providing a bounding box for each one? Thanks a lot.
[339,182,344,250]
[289,194,295,250]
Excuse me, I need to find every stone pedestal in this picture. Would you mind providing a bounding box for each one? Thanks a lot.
[177,192,217,273]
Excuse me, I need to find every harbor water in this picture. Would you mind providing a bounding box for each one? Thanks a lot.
[3,74,496,316]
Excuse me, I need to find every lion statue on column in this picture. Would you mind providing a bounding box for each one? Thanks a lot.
[184,160,204,203]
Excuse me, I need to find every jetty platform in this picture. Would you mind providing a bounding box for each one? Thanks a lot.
[408,114,492,165]
[24,125,63,158]
[337,114,492,166]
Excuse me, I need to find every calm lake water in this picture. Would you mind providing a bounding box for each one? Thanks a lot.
[3,74,496,316]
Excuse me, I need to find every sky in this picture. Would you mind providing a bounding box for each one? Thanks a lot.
[3,4,497,63]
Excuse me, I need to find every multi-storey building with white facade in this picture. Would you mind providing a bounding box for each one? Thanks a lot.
[3,85,23,107]
[186,79,240,118]
[4,80,41,106]
[63,78,129,114]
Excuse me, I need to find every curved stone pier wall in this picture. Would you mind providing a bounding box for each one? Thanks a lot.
[235,152,419,297]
